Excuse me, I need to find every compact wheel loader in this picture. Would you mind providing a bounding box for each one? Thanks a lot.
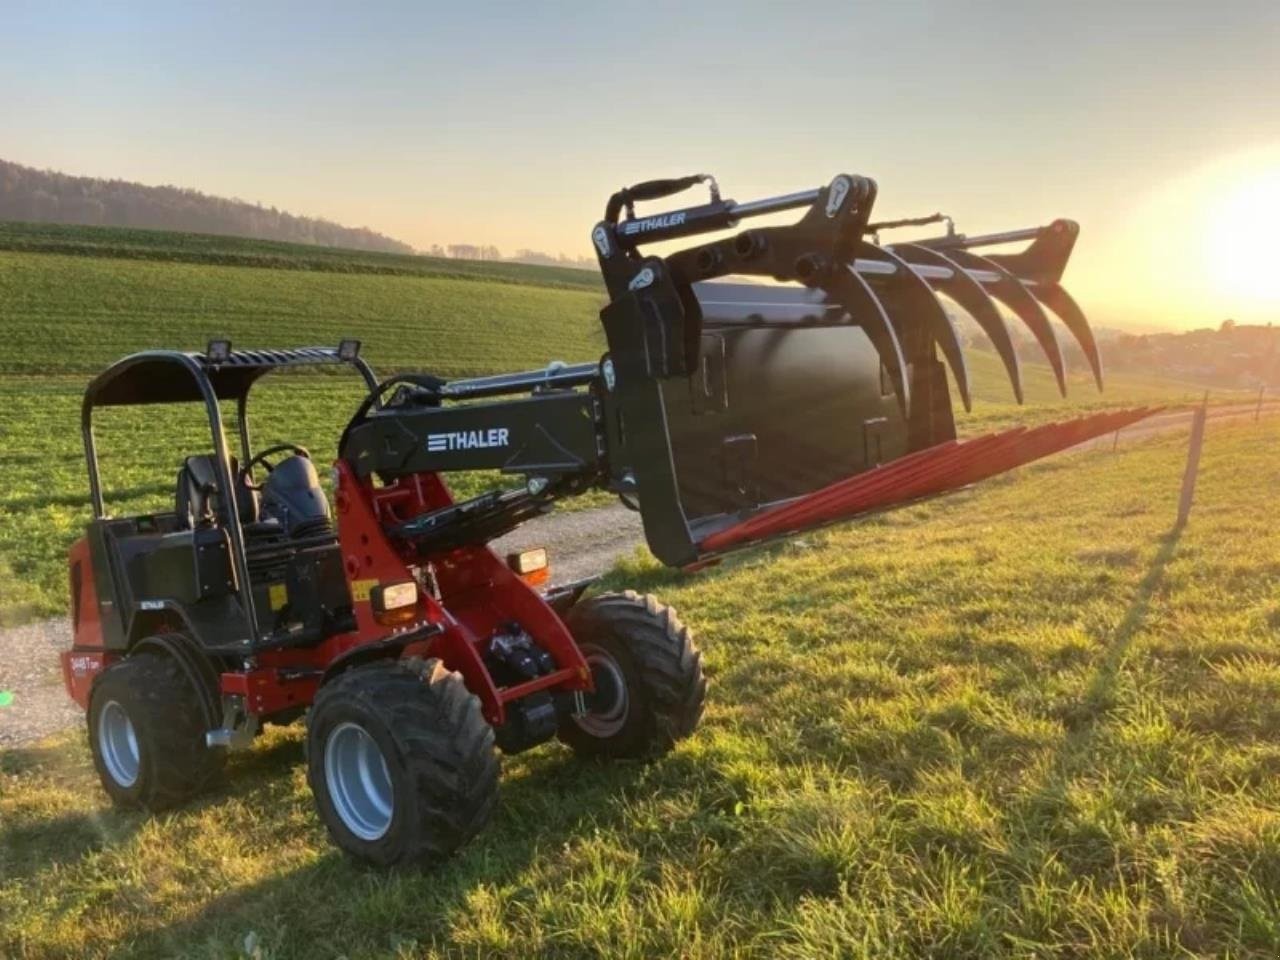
[61,174,1153,866]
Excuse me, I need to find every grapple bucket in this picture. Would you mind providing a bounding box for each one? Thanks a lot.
[592,173,1151,568]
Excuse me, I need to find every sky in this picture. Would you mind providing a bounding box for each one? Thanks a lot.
[3,0,1279,330]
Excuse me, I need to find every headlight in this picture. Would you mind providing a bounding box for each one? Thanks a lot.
[372,580,418,624]
[507,547,550,586]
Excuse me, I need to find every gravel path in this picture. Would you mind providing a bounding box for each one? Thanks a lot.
[1,401,1270,750]
[0,619,82,748]
[491,502,641,584]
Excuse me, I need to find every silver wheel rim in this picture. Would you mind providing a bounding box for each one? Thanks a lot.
[575,645,629,738]
[324,721,394,841]
[98,700,140,788]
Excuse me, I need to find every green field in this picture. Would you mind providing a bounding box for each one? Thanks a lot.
[0,227,1221,625]
[4,417,1278,958]
[0,221,602,291]
[0,247,603,376]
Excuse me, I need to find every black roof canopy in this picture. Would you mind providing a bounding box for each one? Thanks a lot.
[84,346,378,407]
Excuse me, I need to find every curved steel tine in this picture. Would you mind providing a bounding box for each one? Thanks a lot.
[857,242,972,412]
[945,248,1067,398]
[891,242,1024,405]
[824,264,911,418]
[1030,282,1103,391]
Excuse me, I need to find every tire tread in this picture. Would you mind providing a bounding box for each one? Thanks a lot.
[559,590,706,757]
[88,650,224,811]
[308,658,498,867]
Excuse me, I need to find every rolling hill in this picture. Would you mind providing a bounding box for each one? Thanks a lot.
[0,158,415,254]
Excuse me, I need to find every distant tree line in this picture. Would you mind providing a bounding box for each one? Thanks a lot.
[0,158,414,254]
[430,243,503,261]
[422,242,595,271]
[509,248,596,270]
[1,158,600,267]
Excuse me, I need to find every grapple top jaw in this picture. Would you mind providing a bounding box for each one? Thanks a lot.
[592,173,1128,568]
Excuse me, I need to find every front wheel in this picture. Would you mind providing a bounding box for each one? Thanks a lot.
[306,658,499,868]
[559,591,706,759]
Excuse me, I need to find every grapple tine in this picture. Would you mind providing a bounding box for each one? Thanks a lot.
[944,248,1068,398]
[890,242,1024,405]
[1029,282,1103,392]
[826,263,911,418]
[857,242,973,412]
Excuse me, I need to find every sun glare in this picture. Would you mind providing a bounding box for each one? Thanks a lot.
[1205,166,1280,307]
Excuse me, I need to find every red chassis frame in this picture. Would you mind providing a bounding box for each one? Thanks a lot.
[62,460,592,727]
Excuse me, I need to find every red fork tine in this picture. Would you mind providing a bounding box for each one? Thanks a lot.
[698,409,1158,555]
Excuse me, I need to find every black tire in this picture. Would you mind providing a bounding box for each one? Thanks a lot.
[306,657,499,868]
[558,591,706,759]
[87,651,225,811]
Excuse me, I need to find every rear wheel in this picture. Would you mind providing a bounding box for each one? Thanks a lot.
[307,658,499,868]
[87,652,225,810]
[559,591,706,759]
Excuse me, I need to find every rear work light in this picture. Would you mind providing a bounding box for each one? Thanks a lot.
[507,547,549,587]
[372,580,418,625]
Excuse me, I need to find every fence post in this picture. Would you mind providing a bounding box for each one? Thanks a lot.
[1257,385,1266,422]
[1177,393,1208,527]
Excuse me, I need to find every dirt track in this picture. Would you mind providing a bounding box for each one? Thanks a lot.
[1,400,1272,749]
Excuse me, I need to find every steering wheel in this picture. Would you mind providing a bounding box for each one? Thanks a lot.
[241,443,311,488]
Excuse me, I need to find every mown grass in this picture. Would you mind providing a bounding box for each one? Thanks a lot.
[0,249,604,376]
[0,221,602,291]
[3,417,1277,958]
[958,349,1219,433]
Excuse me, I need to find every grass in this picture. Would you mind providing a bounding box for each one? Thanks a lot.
[0,221,602,291]
[3,416,1278,958]
[0,249,604,376]
[957,349,1220,433]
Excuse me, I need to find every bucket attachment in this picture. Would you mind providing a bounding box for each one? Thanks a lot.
[592,173,1152,567]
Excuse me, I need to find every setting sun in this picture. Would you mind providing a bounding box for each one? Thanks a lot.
[1206,166,1280,307]
[1080,144,1280,330]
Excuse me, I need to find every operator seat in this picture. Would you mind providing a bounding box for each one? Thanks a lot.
[175,455,279,538]
[258,455,334,539]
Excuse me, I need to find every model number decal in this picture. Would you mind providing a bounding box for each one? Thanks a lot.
[70,654,101,675]
[427,428,510,453]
